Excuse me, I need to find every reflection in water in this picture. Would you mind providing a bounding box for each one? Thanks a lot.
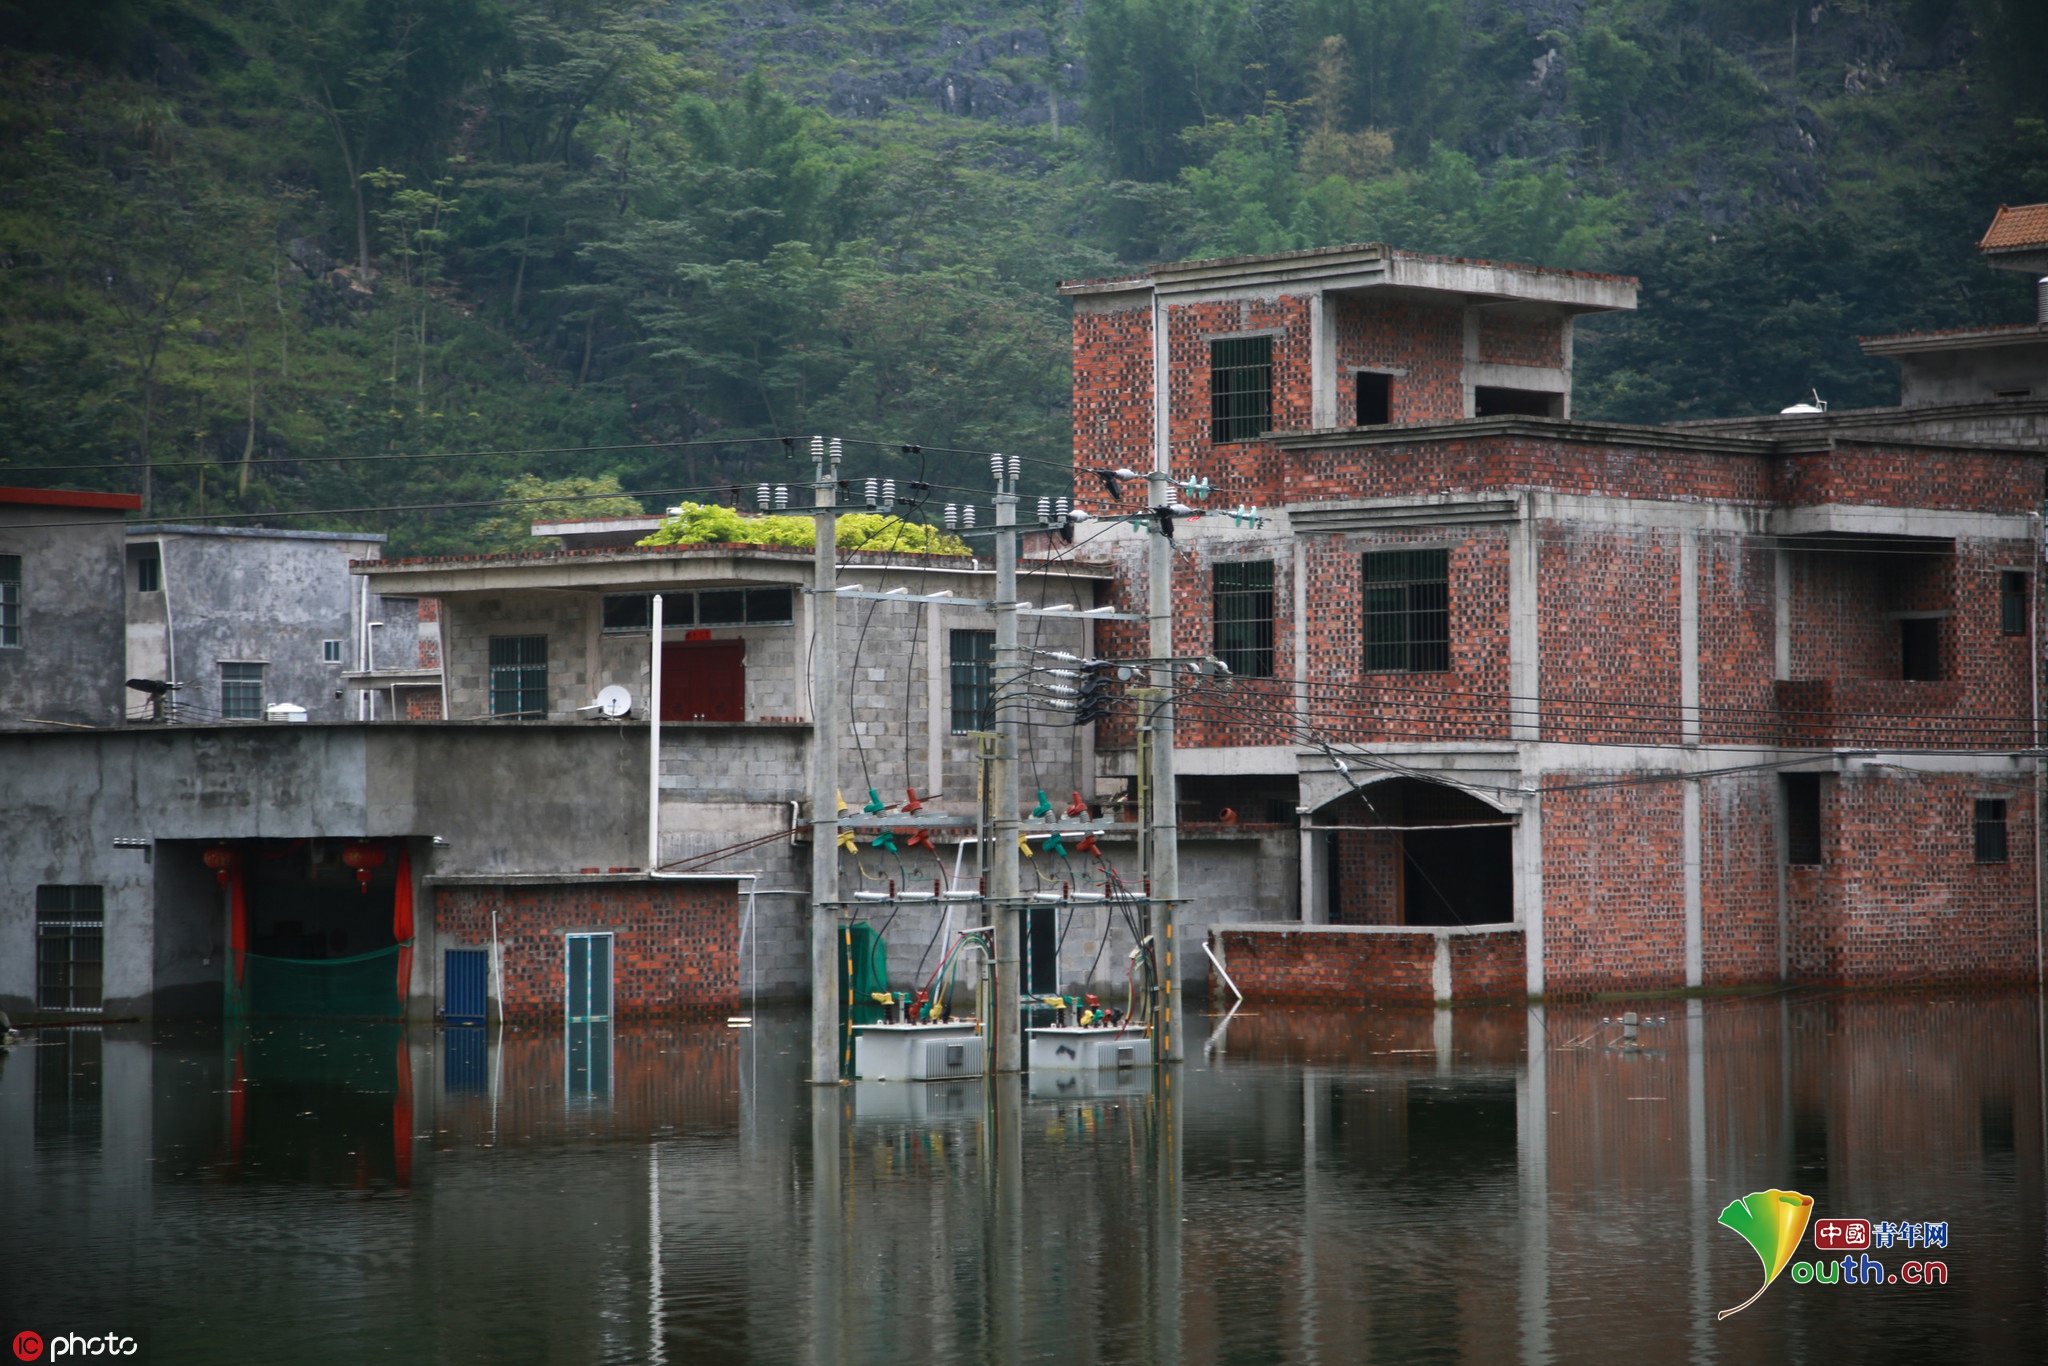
[0,994,2043,1363]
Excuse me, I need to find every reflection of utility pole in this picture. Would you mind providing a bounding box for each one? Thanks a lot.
[991,456,1022,1073]
[809,437,843,1084]
[1147,470,1182,1063]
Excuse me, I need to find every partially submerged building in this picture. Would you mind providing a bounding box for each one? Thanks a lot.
[1064,226,2046,1001]
[6,207,2048,1026]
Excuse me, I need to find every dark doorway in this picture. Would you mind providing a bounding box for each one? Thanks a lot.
[1474,386,1562,418]
[1316,778,1513,926]
[1355,371,1393,425]
[1402,827,1513,926]
[1900,617,1941,681]
[663,640,746,722]
[1027,903,1058,993]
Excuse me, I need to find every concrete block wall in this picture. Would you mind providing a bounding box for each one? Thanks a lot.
[433,878,739,1021]
[442,592,594,720]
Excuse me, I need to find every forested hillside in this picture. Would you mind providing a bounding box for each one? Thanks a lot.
[2,0,2044,551]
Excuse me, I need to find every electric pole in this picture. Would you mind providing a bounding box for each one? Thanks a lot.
[1147,470,1182,1062]
[991,456,1023,1073]
[810,436,842,1084]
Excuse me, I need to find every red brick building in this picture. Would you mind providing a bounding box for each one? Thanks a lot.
[1062,237,2047,1001]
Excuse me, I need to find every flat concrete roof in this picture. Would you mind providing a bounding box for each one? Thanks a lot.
[130,523,386,544]
[1061,243,1637,313]
[357,542,1112,595]
[1857,322,2048,357]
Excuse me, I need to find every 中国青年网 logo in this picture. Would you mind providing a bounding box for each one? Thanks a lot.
[1715,1190,1952,1318]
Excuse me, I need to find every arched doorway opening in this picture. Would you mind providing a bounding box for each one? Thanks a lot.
[1314,778,1513,927]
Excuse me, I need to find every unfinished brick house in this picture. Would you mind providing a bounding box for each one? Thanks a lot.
[1062,230,2047,1001]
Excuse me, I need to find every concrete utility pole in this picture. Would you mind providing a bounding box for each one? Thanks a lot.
[991,457,1023,1073]
[810,437,842,1084]
[1147,470,1182,1063]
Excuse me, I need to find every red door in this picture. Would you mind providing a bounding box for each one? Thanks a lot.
[661,640,746,722]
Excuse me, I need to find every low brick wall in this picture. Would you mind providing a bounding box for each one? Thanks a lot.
[434,877,739,1021]
[1210,923,1527,1005]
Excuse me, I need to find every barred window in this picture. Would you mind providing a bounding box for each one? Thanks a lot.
[2001,572,2029,636]
[1362,549,1449,673]
[1210,336,1273,444]
[489,635,549,717]
[220,662,265,720]
[136,552,160,593]
[950,629,995,734]
[1975,798,2008,864]
[37,884,104,1012]
[0,553,20,648]
[1213,561,1275,677]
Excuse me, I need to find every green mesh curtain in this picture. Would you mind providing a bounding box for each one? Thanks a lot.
[839,922,890,1076]
[231,945,404,1020]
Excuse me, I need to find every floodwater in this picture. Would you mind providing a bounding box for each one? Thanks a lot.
[2,994,2044,1365]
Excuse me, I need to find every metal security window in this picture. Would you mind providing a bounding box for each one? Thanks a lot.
[136,552,160,593]
[1213,561,1275,677]
[37,885,104,1011]
[1362,549,1450,673]
[322,639,344,663]
[220,662,265,719]
[603,592,656,631]
[1975,799,2009,864]
[2001,572,2029,636]
[1210,336,1273,444]
[489,635,548,717]
[603,588,795,631]
[950,629,996,733]
[0,553,20,648]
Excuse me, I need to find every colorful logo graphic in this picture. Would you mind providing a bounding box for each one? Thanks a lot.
[1715,1188,1815,1319]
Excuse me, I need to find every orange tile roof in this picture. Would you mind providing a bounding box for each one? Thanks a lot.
[1979,203,2048,253]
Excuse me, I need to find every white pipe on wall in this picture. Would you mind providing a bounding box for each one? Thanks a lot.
[648,593,664,872]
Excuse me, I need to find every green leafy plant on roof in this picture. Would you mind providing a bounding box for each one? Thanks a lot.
[638,503,968,555]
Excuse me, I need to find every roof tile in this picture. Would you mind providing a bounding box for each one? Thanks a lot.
[1978,203,2048,253]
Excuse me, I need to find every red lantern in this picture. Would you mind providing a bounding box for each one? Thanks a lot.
[341,841,386,894]
[202,845,239,887]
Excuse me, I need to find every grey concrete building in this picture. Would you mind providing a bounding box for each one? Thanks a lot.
[0,485,140,730]
[123,524,386,724]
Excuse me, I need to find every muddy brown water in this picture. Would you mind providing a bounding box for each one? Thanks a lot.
[2,993,2043,1363]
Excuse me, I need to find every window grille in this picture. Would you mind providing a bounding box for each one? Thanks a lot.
[0,553,19,648]
[37,885,103,1011]
[1975,798,2009,864]
[950,629,996,733]
[1210,336,1273,444]
[489,635,549,717]
[2001,572,2029,636]
[1212,561,1275,677]
[136,552,160,593]
[220,662,265,719]
[602,588,794,631]
[1362,549,1449,673]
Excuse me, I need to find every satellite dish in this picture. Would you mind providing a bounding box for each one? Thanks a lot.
[595,685,633,718]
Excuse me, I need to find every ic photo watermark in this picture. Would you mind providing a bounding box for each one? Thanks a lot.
[12,1331,142,1361]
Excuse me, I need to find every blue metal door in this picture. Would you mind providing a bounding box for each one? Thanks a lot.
[444,949,488,1024]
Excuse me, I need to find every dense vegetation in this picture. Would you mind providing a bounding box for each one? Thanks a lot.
[1,0,2043,550]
